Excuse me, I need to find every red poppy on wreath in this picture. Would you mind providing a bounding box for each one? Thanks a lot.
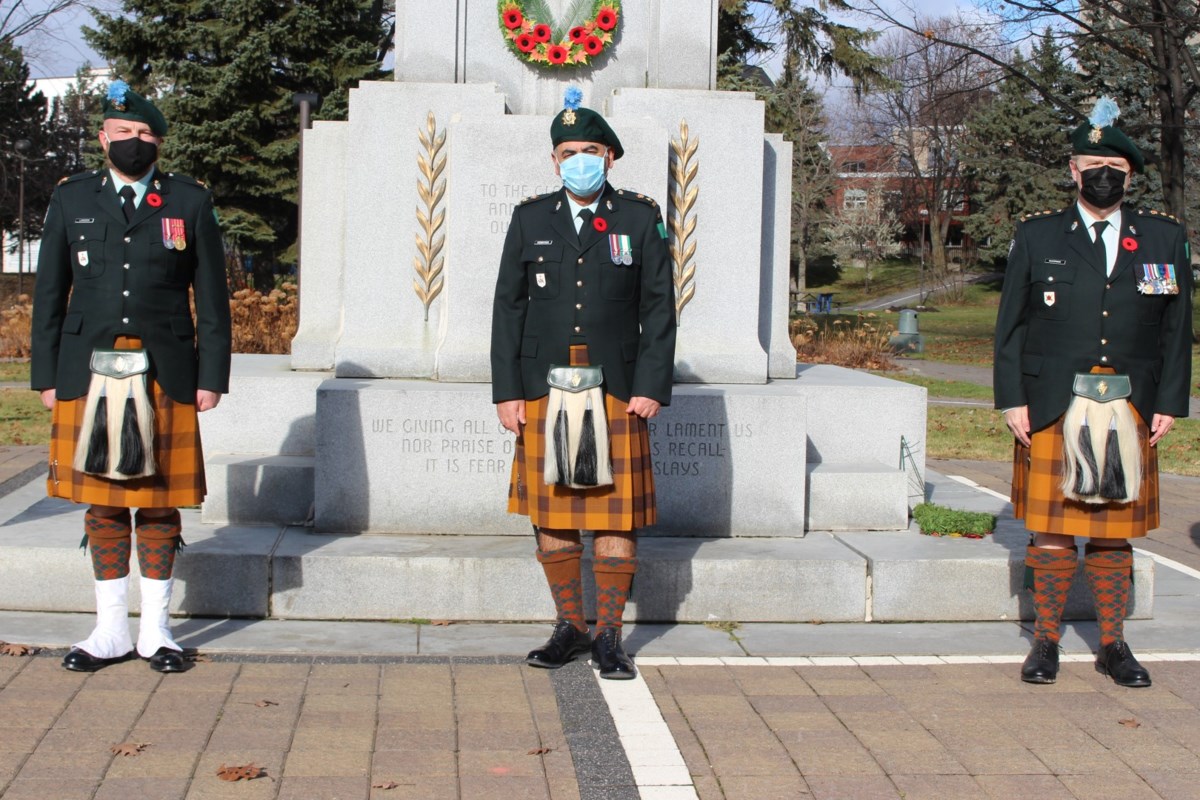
[1121,236,1137,252]
[596,7,618,30]
[569,26,587,43]
[592,216,608,232]
[502,7,522,28]
[584,35,604,56]
[533,23,552,42]
[516,33,536,52]
[546,44,569,64]
[146,193,163,208]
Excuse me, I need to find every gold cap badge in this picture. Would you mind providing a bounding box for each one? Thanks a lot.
[563,109,576,126]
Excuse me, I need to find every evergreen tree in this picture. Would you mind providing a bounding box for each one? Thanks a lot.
[960,32,1080,266]
[0,39,49,237]
[85,0,390,287]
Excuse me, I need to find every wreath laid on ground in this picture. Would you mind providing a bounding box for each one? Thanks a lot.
[499,0,620,68]
[912,503,996,539]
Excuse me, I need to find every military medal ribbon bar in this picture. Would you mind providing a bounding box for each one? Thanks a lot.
[1137,263,1178,295]
[608,233,633,265]
[161,218,175,250]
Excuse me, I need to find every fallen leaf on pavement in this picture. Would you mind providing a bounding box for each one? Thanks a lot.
[217,763,266,781]
[0,642,36,656]
[252,700,278,708]
[188,653,212,663]
[1118,718,1142,729]
[527,747,553,755]
[431,620,453,626]
[372,780,401,789]
[110,742,148,757]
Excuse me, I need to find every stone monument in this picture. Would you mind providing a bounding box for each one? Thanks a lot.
[204,0,924,540]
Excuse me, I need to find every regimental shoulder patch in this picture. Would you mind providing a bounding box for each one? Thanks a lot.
[517,191,556,207]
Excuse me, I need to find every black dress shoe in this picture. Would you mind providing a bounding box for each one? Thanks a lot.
[592,626,636,680]
[144,647,187,673]
[526,620,591,669]
[61,647,133,673]
[1021,638,1060,684]
[1096,640,1151,687]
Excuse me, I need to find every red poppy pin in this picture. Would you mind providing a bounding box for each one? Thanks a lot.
[146,193,163,208]
[593,216,608,232]
[1121,236,1137,252]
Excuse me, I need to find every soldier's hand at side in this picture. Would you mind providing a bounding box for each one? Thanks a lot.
[1150,413,1175,446]
[39,389,55,411]
[626,396,661,419]
[1004,406,1031,447]
[497,399,526,434]
[196,390,222,412]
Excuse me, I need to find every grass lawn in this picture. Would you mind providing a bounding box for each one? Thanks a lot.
[0,361,30,383]
[0,389,50,446]
[927,406,1200,477]
[874,373,994,401]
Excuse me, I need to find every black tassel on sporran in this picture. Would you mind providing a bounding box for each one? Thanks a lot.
[573,402,599,486]
[1073,421,1099,496]
[83,395,109,474]
[1099,424,1127,500]
[552,404,571,485]
[115,394,146,475]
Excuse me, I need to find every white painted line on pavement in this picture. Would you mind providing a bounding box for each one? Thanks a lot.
[946,474,1011,502]
[596,670,698,799]
[1133,547,1200,581]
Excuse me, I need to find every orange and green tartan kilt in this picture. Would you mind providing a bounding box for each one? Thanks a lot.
[47,336,206,508]
[1012,400,1158,540]
[508,345,656,532]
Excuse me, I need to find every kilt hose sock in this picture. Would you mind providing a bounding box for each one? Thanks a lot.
[1084,544,1134,646]
[1025,545,1078,642]
[85,508,132,580]
[594,556,637,630]
[537,544,587,631]
[135,509,181,580]
[134,510,183,657]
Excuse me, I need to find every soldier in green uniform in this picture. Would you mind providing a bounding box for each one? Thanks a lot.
[995,98,1192,687]
[31,81,231,673]
[491,90,676,679]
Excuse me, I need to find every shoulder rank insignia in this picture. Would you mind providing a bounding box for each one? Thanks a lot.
[517,191,555,207]
[618,189,660,209]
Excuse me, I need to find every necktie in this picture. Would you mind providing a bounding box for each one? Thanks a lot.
[577,208,593,234]
[119,185,137,223]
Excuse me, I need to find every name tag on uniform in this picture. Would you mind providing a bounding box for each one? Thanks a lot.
[1044,258,1066,265]
[536,273,546,288]
[1137,264,1179,295]
[74,218,95,224]
[1043,291,1055,307]
[534,240,553,246]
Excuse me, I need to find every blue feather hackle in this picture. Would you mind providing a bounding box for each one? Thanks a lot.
[107,80,129,103]
[1089,96,1120,129]
[563,86,583,110]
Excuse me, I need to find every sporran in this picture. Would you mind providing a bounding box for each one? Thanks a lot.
[543,365,613,489]
[73,349,157,480]
[1060,373,1140,504]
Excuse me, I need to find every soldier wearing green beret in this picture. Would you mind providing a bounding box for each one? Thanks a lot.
[31,80,231,673]
[491,89,676,679]
[995,97,1192,688]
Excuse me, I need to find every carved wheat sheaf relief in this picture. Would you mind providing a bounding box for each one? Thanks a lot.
[414,111,447,321]
[669,119,698,324]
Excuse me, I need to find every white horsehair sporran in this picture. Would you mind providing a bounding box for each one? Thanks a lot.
[543,364,613,489]
[73,348,157,480]
[1060,372,1141,504]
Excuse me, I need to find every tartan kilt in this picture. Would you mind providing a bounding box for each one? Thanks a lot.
[1012,399,1158,540]
[507,345,656,532]
[46,336,206,508]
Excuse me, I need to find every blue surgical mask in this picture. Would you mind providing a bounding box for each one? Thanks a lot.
[559,152,607,197]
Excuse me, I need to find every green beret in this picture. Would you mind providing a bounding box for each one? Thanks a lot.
[1070,97,1143,172]
[550,106,623,160]
[102,80,168,137]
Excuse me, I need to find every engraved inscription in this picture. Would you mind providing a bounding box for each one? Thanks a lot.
[371,416,513,474]
[648,421,752,477]
[482,183,557,236]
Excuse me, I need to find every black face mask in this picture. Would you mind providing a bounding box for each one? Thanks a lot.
[1079,165,1127,208]
[106,136,158,177]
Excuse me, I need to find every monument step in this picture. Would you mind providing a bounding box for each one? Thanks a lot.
[201,454,314,526]
[806,462,910,531]
[0,484,1151,624]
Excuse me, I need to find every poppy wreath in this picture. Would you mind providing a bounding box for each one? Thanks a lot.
[499,0,620,68]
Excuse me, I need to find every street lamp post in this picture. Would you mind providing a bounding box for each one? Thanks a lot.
[918,208,929,306]
[14,139,32,297]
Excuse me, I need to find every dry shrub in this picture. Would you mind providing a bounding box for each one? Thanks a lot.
[229,282,297,354]
[791,313,897,370]
[0,296,33,358]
